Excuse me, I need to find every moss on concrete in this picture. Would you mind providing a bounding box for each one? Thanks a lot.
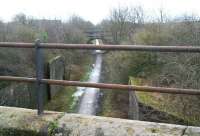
[56,113,193,136]
[0,106,63,136]
[48,120,59,136]
[0,106,200,136]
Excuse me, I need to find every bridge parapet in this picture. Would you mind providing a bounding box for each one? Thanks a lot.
[0,106,199,136]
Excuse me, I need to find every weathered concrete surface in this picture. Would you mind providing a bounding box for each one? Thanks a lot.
[0,106,62,135]
[57,114,188,136]
[48,56,65,98]
[183,126,200,136]
[0,106,200,136]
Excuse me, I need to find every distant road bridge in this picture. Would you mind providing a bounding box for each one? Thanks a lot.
[85,29,112,43]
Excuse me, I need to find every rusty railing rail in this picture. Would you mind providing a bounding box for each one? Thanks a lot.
[0,76,200,95]
[1,42,200,52]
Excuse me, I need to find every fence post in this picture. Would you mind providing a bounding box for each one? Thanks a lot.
[35,39,44,115]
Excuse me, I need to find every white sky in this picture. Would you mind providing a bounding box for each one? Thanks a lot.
[0,0,199,24]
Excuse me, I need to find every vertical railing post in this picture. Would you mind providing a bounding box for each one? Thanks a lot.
[35,39,44,115]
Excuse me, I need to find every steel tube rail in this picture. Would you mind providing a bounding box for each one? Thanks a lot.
[0,76,200,95]
[0,42,200,52]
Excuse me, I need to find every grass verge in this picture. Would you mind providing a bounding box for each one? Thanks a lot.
[131,77,200,126]
[44,87,76,112]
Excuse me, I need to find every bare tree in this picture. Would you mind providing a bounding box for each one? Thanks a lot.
[102,6,145,44]
[13,13,27,25]
[109,6,130,44]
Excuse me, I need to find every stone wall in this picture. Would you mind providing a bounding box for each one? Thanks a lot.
[48,56,65,98]
[0,106,200,136]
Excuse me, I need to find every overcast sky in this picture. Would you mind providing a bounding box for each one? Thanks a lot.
[0,0,199,24]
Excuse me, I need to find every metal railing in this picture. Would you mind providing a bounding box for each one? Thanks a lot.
[0,40,200,115]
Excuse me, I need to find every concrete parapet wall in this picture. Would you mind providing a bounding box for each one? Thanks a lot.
[0,106,200,136]
[0,106,61,136]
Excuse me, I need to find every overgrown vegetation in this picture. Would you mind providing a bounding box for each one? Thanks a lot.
[48,121,59,136]
[100,6,200,126]
[45,87,76,112]
[0,13,94,77]
[0,14,94,109]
